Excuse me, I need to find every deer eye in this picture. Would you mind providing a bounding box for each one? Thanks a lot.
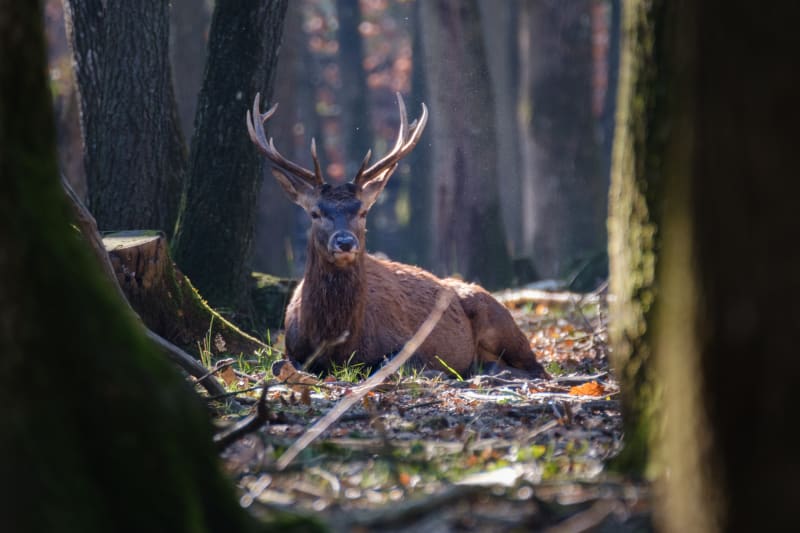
[311,211,321,219]
[359,211,367,219]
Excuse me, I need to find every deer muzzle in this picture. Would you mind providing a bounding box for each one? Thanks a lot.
[328,231,359,266]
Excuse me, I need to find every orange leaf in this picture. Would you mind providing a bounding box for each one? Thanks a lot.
[569,381,605,396]
[398,472,411,487]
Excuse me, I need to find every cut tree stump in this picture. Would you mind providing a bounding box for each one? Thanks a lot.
[104,231,265,358]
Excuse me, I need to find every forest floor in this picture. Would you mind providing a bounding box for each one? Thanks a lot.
[207,287,652,532]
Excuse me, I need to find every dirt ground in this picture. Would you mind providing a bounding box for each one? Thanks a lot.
[213,287,652,531]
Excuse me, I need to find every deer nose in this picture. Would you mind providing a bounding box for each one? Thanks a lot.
[330,232,358,253]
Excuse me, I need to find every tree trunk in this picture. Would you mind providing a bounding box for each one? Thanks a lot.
[606,0,667,479]
[0,4,317,530]
[478,0,522,257]
[64,0,186,234]
[169,0,212,142]
[253,0,304,278]
[518,0,605,280]
[403,5,432,267]
[335,0,374,180]
[610,0,800,531]
[418,0,513,289]
[173,0,289,310]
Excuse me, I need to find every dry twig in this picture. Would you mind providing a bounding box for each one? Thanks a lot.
[214,383,273,451]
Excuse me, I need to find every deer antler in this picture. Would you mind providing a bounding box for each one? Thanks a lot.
[353,93,428,187]
[246,92,325,186]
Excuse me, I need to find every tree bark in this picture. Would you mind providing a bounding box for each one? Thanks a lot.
[173,0,289,310]
[610,0,800,531]
[0,4,318,530]
[607,0,668,479]
[518,0,605,280]
[64,0,186,234]
[418,0,513,289]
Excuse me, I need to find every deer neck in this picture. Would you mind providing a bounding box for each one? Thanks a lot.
[300,248,366,347]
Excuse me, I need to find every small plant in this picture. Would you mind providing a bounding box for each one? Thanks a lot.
[198,316,215,369]
[435,356,464,381]
[545,360,566,377]
[331,352,369,383]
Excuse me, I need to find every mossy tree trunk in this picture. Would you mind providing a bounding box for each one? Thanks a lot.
[418,0,513,289]
[64,0,186,234]
[607,0,670,479]
[610,0,800,530]
[173,0,289,311]
[0,3,316,530]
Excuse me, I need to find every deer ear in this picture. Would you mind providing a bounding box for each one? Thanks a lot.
[358,164,398,210]
[271,169,317,211]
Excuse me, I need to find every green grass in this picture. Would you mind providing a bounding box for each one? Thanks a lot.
[330,353,369,383]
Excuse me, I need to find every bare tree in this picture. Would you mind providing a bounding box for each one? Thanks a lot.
[173,0,289,310]
[64,0,186,234]
[517,0,605,280]
[418,0,513,289]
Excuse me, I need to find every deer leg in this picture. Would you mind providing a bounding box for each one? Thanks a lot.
[456,289,549,378]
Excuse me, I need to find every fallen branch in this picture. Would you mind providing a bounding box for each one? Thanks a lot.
[214,383,273,451]
[275,291,454,471]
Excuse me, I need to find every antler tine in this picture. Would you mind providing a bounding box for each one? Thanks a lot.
[353,149,373,186]
[246,92,322,186]
[355,93,428,186]
[310,138,324,185]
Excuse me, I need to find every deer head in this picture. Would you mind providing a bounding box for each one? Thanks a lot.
[246,92,428,268]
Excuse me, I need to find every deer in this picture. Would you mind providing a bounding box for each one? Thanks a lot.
[246,92,548,379]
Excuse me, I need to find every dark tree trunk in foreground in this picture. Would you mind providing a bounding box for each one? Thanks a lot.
[64,0,186,234]
[610,0,800,530]
[173,0,289,310]
[0,4,317,531]
[418,0,513,289]
[518,0,605,279]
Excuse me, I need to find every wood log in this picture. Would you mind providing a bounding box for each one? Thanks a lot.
[104,231,266,358]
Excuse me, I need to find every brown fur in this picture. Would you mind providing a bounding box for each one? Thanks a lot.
[282,185,548,378]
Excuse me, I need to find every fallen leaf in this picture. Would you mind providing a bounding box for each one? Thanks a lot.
[569,381,605,396]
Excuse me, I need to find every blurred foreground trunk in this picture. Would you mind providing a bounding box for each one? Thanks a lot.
[0,4,318,530]
[609,0,800,531]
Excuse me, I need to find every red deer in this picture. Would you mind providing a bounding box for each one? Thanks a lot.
[246,93,547,378]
